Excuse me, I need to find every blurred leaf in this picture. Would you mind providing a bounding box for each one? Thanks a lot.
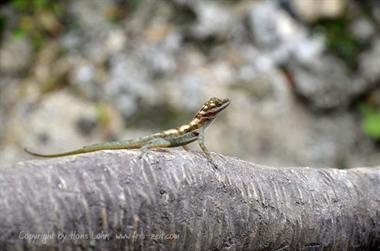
[35,0,49,10]
[11,26,26,38]
[6,0,62,50]
[31,33,44,49]
[359,104,380,139]
[19,16,34,32]
[10,0,54,12]
[10,0,30,11]
[96,103,111,127]
[314,16,361,70]
[362,114,380,139]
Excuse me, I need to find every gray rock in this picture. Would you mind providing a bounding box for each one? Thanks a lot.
[248,1,287,49]
[0,35,32,74]
[69,62,99,98]
[288,55,364,110]
[141,31,182,76]
[247,1,324,70]
[62,0,119,63]
[297,114,358,167]
[169,0,198,6]
[212,69,378,168]
[359,38,380,83]
[9,91,122,165]
[190,1,235,39]
[247,1,314,50]
[289,0,346,22]
[105,54,158,117]
[0,77,20,124]
[350,18,376,43]
[371,2,380,24]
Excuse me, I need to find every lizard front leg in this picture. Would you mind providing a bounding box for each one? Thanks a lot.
[198,128,218,170]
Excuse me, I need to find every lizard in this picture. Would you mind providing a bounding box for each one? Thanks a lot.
[24,97,230,169]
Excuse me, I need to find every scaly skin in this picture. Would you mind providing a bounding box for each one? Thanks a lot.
[25,97,230,169]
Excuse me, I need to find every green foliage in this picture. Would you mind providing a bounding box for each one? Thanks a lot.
[0,16,6,34]
[359,104,380,140]
[96,103,111,127]
[170,5,196,25]
[10,26,24,37]
[6,0,62,50]
[314,16,361,70]
[127,0,141,11]
[10,0,56,12]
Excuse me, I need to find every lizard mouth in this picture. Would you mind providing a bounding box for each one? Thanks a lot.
[219,98,230,110]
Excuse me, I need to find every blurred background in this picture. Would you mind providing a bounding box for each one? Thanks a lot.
[0,0,379,168]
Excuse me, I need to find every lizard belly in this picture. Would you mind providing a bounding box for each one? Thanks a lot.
[168,132,199,147]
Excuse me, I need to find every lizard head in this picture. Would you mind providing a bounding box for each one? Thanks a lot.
[195,97,230,121]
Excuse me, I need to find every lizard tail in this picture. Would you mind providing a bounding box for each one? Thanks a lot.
[24,141,143,158]
[24,147,91,158]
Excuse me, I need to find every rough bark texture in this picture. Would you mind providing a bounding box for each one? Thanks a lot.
[0,150,379,251]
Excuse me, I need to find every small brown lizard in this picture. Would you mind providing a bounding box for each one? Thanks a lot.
[25,97,230,169]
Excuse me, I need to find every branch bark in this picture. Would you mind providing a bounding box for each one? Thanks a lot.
[0,151,379,251]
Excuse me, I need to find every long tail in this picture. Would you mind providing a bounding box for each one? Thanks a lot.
[24,147,97,158]
[24,141,143,158]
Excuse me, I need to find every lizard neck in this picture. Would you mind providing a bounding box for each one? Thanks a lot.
[174,117,212,134]
[191,117,213,130]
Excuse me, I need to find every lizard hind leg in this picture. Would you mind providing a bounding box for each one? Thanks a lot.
[138,138,171,160]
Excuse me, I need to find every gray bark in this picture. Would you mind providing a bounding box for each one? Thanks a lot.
[0,150,379,251]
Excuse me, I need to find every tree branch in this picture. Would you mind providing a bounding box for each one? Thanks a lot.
[0,151,379,250]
